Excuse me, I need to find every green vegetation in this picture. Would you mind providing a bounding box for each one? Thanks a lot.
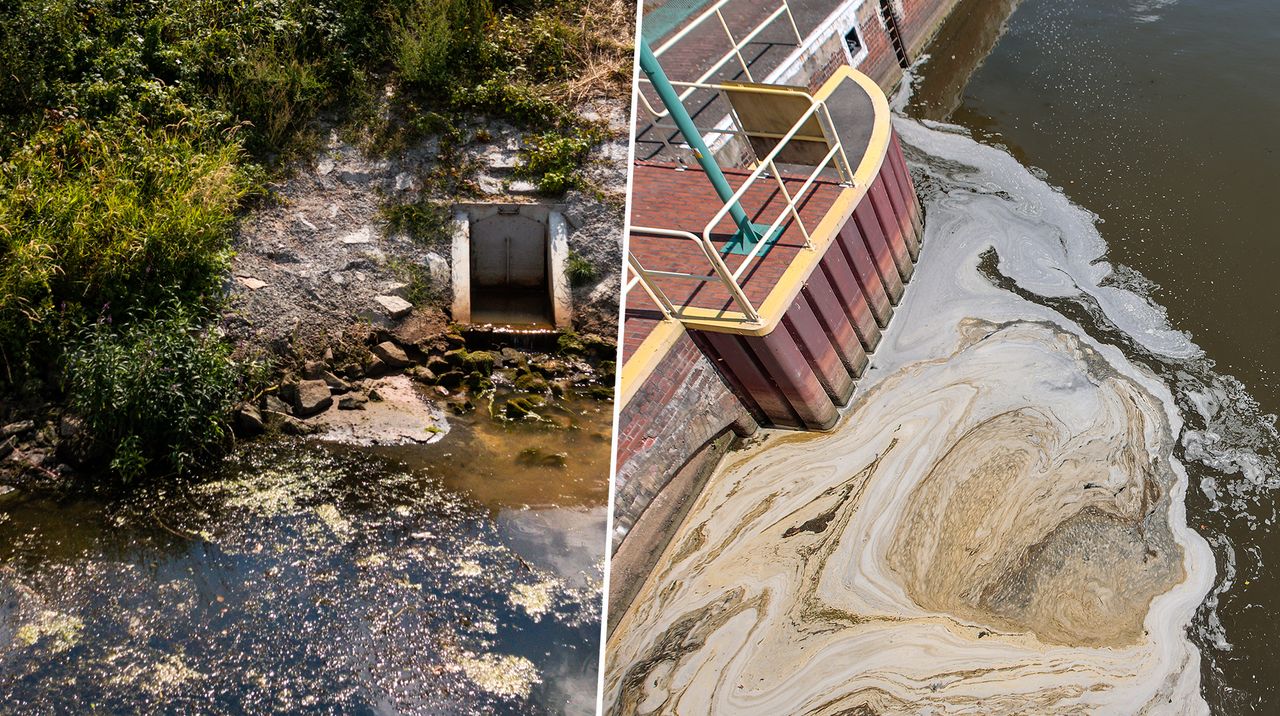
[565,249,598,287]
[557,331,585,355]
[62,309,251,481]
[390,0,628,126]
[516,125,607,193]
[0,121,251,378]
[386,259,442,306]
[0,0,627,481]
[380,197,451,244]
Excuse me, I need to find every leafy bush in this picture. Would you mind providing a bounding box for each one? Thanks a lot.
[516,126,604,193]
[62,310,246,481]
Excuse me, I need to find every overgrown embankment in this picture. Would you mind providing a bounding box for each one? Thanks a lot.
[0,0,630,484]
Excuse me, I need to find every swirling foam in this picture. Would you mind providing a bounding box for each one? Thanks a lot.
[605,115,1224,714]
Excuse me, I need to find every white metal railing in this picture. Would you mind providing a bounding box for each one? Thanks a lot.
[639,0,804,163]
[627,80,856,327]
[626,229,761,323]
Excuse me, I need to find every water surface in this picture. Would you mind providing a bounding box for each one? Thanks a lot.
[0,397,612,714]
[909,0,1280,710]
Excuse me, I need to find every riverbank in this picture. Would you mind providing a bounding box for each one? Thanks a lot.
[0,2,627,712]
[0,0,630,489]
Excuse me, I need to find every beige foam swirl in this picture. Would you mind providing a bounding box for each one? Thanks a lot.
[607,320,1211,715]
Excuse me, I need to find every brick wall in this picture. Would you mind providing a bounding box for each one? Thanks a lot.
[614,0,958,553]
[847,0,964,91]
[612,331,757,545]
[900,0,965,58]
[856,1,904,90]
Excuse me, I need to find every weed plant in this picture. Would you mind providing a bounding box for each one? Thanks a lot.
[565,249,598,288]
[62,306,250,481]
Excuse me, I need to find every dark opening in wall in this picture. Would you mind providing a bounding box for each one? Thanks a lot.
[471,208,552,326]
[844,27,863,56]
[878,0,912,68]
[451,204,572,330]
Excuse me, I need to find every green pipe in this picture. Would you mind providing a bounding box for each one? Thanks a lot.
[639,41,758,242]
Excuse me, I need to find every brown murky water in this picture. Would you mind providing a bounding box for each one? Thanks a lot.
[909,0,1280,710]
[0,397,612,714]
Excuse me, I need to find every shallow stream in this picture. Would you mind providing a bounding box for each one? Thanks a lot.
[0,395,611,714]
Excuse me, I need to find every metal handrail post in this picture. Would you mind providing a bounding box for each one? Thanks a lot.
[627,254,678,318]
[640,41,759,242]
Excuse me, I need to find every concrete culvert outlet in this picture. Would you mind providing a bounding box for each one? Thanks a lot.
[451,203,571,329]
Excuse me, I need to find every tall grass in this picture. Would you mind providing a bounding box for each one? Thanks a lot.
[388,0,630,128]
[223,43,329,153]
[0,120,250,378]
[392,0,494,92]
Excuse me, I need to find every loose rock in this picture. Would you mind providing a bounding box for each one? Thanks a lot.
[293,380,334,417]
[426,356,451,374]
[293,214,318,233]
[443,333,467,350]
[443,348,469,367]
[263,394,293,416]
[338,394,369,411]
[58,415,82,440]
[322,371,353,394]
[371,341,411,368]
[236,405,266,435]
[463,351,496,375]
[1,421,35,438]
[340,227,373,245]
[406,366,437,384]
[437,371,465,390]
[280,416,319,436]
[424,253,449,284]
[515,373,549,393]
[303,360,328,380]
[374,295,413,319]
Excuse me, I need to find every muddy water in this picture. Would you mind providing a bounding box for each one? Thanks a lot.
[909,0,1280,710]
[0,398,611,714]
